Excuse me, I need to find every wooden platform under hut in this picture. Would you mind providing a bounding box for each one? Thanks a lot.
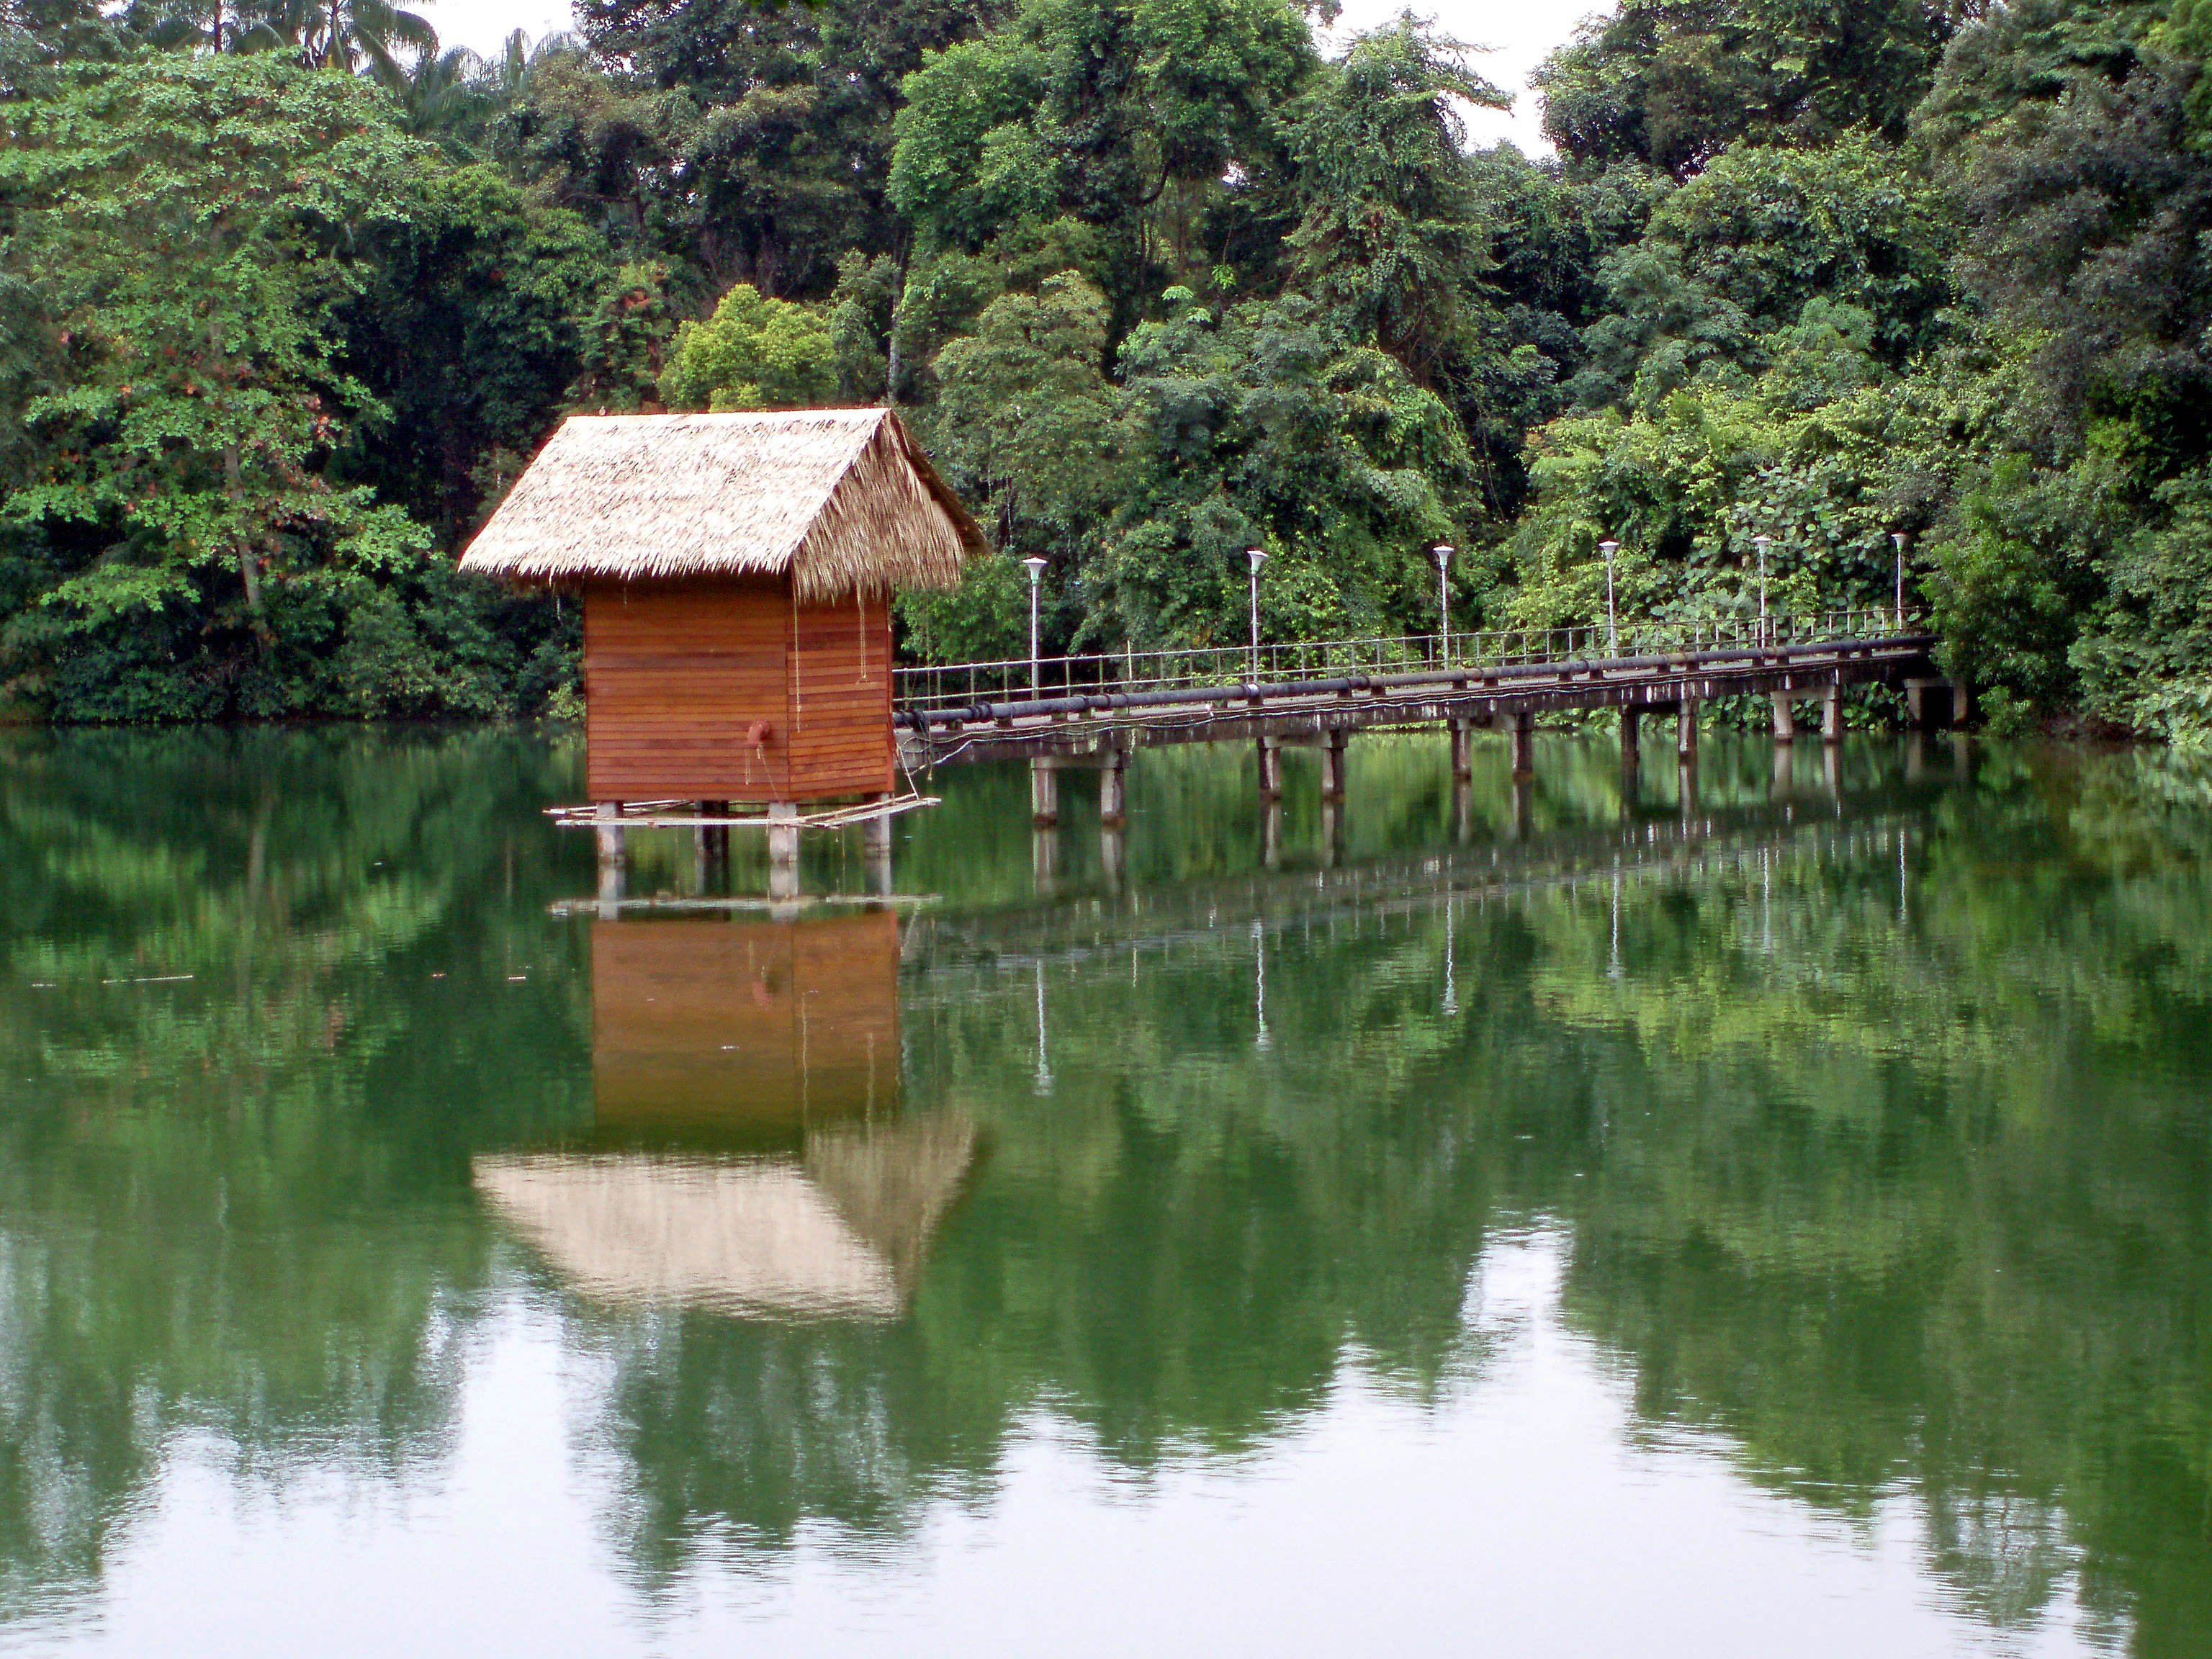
[461,409,987,815]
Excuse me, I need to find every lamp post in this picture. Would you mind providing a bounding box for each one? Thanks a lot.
[1599,539,1620,655]
[1247,547,1268,680]
[1431,544,1455,665]
[1891,532,1908,629]
[1022,554,1048,695]
[1753,535,1773,646]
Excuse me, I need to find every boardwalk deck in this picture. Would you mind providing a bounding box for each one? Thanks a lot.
[896,615,1946,769]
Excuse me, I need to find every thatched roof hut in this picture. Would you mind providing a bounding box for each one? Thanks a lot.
[460,410,988,806]
[459,408,986,599]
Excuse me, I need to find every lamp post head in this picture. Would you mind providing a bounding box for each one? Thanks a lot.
[1753,535,1773,554]
[1246,547,1269,576]
[1431,544,1454,570]
[1892,531,1908,552]
[1021,555,1048,583]
[1599,539,1619,558]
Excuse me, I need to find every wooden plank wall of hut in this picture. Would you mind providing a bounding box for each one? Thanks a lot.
[784,584,895,801]
[583,576,892,803]
[585,577,791,801]
[590,914,902,1145]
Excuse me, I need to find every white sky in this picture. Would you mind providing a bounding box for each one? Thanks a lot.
[416,0,1609,156]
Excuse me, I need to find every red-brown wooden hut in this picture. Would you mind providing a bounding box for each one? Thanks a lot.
[459,409,986,809]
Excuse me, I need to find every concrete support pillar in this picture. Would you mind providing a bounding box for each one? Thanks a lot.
[1100,823,1125,891]
[1677,698,1700,760]
[1510,711,1536,781]
[1256,735,1282,800]
[1452,775,1473,845]
[863,794,893,896]
[1820,682,1843,743]
[1771,689,1797,744]
[1030,755,1059,827]
[1262,798,1284,871]
[1907,733,1928,782]
[1906,678,1951,732]
[1509,776,1533,839]
[766,801,800,902]
[1321,728,1349,799]
[1321,798,1343,867]
[1822,742,1843,799]
[1448,717,1473,782]
[1031,823,1061,892]
[1100,746,1128,826]
[1771,741,1794,802]
[1678,756,1699,823]
[595,804,624,920]
[1953,680,1973,729]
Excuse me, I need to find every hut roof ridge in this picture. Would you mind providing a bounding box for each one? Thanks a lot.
[458,408,987,598]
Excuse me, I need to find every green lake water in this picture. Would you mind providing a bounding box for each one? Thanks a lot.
[1,725,2208,1656]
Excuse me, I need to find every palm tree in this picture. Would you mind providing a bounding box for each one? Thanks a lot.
[249,0,435,78]
[487,26,581,102]
[381,44,489,157]
[124,0,251,54]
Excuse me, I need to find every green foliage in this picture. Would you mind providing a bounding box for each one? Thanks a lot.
[1284,20,1506,380]
[338,163,626,541]
[7,0,2212,734]
[1924,454,2112,711]
[0,53,587,720]
[1093,289,1477,647]
[565,0,991,298]
[657,281,838,410]
[1,55,418,646]
[1534,0,1969,175]
[886,0,1318,328]
[927,272,1123,539]
[1574,134,1952,411]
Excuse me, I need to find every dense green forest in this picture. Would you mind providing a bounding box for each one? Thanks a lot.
[4,0,2212,734]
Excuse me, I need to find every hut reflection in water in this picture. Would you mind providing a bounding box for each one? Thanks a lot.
[476,911,974,1319]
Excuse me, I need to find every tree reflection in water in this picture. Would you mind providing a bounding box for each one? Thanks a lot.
[0,727,2207,1652]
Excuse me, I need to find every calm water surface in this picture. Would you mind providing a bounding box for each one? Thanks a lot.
[1,726,2208,1657]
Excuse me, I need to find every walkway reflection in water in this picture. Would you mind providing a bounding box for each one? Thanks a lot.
[0,727,2208,1657]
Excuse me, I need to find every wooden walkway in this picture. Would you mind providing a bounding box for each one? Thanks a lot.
[897,611,1948,765]
[894,612,1954,825]
[577,612,1958,907]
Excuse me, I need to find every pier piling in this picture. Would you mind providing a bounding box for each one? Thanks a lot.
[1100,745,1128,826]
[1256,735,1282,799]
[1511,711,1536,781]
[1322,729,1349,799]
[1030,756,1060,827]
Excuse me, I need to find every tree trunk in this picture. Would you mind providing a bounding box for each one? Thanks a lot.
[226,444,263,616]
[885,246,909,407]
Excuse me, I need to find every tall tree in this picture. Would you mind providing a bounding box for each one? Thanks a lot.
[567,0,994,297]
[1534,0,1979,176]
[0,54,546,719]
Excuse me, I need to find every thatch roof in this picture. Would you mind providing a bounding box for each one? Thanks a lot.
[458,408,988,599]
[472,1116,977,1320]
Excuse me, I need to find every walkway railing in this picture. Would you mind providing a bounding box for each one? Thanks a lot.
[894,608,1920,719]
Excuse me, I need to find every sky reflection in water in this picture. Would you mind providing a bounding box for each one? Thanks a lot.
[0,725,2205,1657]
